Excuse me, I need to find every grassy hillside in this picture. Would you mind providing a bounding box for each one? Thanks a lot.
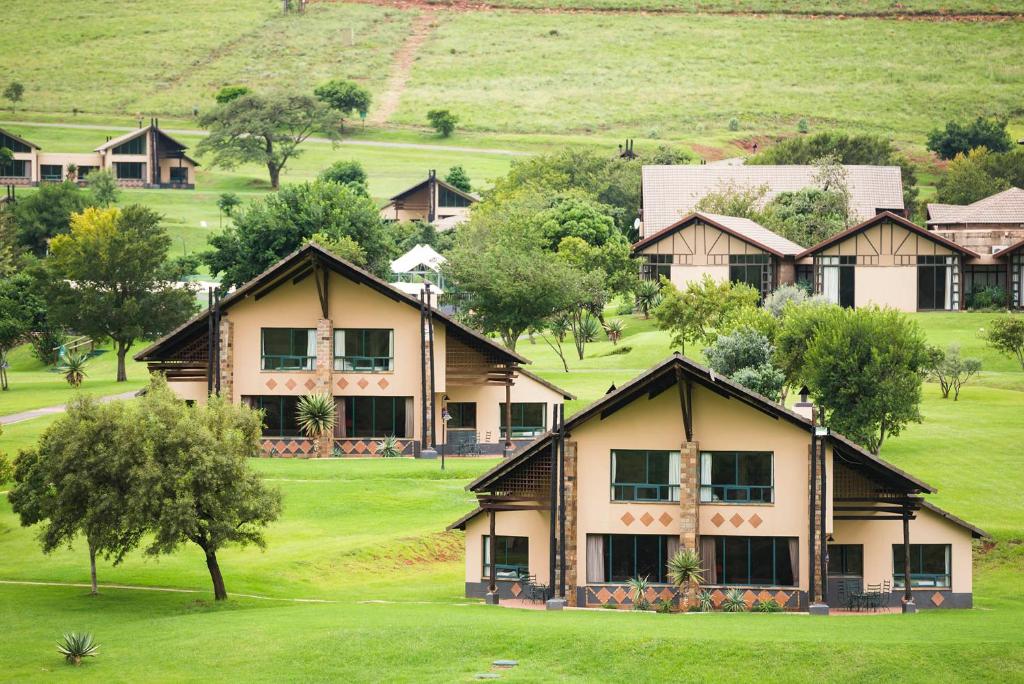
[422,0,1024,13]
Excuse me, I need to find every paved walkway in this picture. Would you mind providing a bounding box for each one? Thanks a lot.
[0,390,138,426]
[1,120,530,157]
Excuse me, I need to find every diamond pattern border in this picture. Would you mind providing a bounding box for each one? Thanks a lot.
[931,591,945,607]
[730,513,744,528]
[711,513,725,527]
[620,512,635,526]
[639,512,654,527]
[658,512,673,527]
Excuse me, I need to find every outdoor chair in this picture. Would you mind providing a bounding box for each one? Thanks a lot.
[837,579,859,611]
[450,431,482,457]
[863,583,882,612]
[879,580,892,609]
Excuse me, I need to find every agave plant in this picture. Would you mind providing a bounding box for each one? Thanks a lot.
[603,319,625,346]
[666,548,703,610]
[696,588,715,612]
[377,434,402,458]
[626,575,651,611]
[578,314,601,343]
[757,597,782,613]
[57,632,98,665]
[721,588,748,613]
[58,350,89,388]
[634,280,662,319]
[295,393,336,457]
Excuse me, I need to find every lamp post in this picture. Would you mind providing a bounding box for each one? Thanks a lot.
[440,403,451,471]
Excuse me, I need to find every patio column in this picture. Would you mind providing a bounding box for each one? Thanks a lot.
[485,507,499,605]
[503,381,513,456]
[315,318,333,457]
[902,510,916,613]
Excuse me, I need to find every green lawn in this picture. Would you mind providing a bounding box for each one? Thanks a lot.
[437,0,1024,13]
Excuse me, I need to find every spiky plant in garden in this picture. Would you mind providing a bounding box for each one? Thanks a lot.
[757,598,782,613]
[58,350,89,387]
[377,435,401,458]
[604,319,625,345]
[296,393,336,457]
[627,576,651,611]
[57,632,98,665]
[666,548,703,610]
[722,588,748,613]
[634,280,661,319]
[696,588,715,612]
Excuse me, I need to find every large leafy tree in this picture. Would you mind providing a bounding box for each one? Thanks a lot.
[0,272,45,390]
[196,93,338,189]
[926,116,1013,160]
[8,395,145,595]
[704,328,784,401]
[8,181,90,256]
[131,378,282,600]
[46,205,197,382]
[314,79,371,130]
[761,187,848,247]
[204,180,391,287]
[803,306,928,454]
[935,148,1012,205]
[653,275,760,355]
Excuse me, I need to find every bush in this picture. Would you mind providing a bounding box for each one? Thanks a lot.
[427,109,458,137]
[721,588,747,612]
[763,284,811,318]
[215,85,251,104]
[615,299,635,316]
[728,117,740,132]
[982,316,1024,370]
[57,632,99,666]
[696,589,715,612]
[797,118,809,134]
[31,326,66,367]
[655,599,673,614]
[927,116,1013,160]
[968,285,1007,310]
[318,160,368,195]
[704,328,785,401]
[757,598,782,613]
[627,576,651,611]
[925,344,981,401]
[577,313,601,344]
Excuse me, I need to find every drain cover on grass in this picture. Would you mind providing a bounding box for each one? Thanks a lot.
[474,674,501,679]
[493,660,518,668]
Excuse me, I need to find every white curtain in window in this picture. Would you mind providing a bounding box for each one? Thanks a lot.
[699,453,712,502]
[822,263,840,305]
[306,329,317,370]
[586,535,605,583]
[334,330,345,358]
[610,452,617,483]
[788,538,799,586]
[944,260,953,310]
[669,451,680,502]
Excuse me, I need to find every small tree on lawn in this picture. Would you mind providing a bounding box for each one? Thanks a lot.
[653,275,760,355]
[426,109,458,137]
[982,316,1024,371]
[8,181,90,257]
[667,548,703,610]
[3,82,24,112]
[296,393,336,457]
[634,280,661,319]
[132,378,282,601]
[704,328,785,401]
[8,395,145,595]
[925,344,981,401]
[314,79,371,131]
[538,314,572,373]
[85,169,119,207]
[0,272,45,391]
[318,160,368,196]
[804,306,928,454]
[46,205,197,382]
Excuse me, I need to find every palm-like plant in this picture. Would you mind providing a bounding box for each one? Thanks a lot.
[604,319,625,345]
[626,575,651,611]
[666,548,703,610]
[59,350,89,387]
[57,632,98,665]
[696,588,715,612]
[722,588,748,613]
[634,280,662,319]
[377,434,402,458]
[295,393,336,457]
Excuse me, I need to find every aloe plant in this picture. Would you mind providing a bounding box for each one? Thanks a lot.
[696,588,715,612]
[377,435,402,458]
[634,280,662,319]
[757,597,782,613]
[603,318,625,345]
[57,632,98,665]
[722,588,748,613]
[295,393,336,457]
[627,575,651,611]
[58,350,89,388]
[666,548,704,609]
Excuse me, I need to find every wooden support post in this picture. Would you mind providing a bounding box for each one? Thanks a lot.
[206,288,214,396]
[558,404,566,599]
[809,430,817,605]
[819,432,828,605]
[503,379,513,456]
[548,406,558,598]
[486,507,499,605]
[419,291,428,451]
[426,283,436,449]
[902,510,915,612]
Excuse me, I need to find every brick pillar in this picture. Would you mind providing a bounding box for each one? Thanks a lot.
[218,317,233,403]
[316,318,333,457]
[679,441,699,551]
[564,441,578,606]
[809,445,823,603]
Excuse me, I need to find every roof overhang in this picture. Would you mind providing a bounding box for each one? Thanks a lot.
[797,211,980,260]
[632,212,794,258]
[0,127,41,151]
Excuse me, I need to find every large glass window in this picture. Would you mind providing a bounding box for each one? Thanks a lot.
[40,164,63,182]
[611,450,680,502]
[964,265,1008,308]
[261,328,315,370]
[918,255,953,311]
[828,544,864,576]
[0,132,32,154]
[439,186,472,208]
[700,452,773,503]
[820,256,855,308]
[342,396,409,438]
[334,329,393,372]
[76,166,98,181]
[482,535,529,580]
[114,161,144,180]
[729,254,771,298]
[0,159,29,178]
[249,395,302,437]
[641,254,672,282]
[446,402,476,429]
[600,534,673,583]
[168,166,188,183]
[499,402,546,439]
[112,135,146,155]
[704,536,797,586]
[892,544,951,588]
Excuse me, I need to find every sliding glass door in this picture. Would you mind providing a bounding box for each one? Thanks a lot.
[819,256,855,308]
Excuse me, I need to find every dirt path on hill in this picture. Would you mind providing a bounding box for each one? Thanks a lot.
[0,579,338,603]
[314,0,1023,21]
[369,11,438,126]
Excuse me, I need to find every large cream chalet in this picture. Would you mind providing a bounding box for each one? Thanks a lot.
[136,243,572,457]
[451,355,985,612]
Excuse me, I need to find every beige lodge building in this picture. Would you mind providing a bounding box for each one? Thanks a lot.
[136,243,571,457]
[451,355,985,612]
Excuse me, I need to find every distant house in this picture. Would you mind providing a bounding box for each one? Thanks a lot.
[640,164,905,239]
[0,121,197,189]
[994,239,1024,309]
[379,170,478,228]
[632,212,803,299]
[927,187,1024,254]
[390,244,447,303]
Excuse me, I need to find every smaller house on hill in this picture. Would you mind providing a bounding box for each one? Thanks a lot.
[927,187,1024,254]
[0,121,197,189]
[380,170,478,228]
[390,244,447,305]
[632,212,804,300]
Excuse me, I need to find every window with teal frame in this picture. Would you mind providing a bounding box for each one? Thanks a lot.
[708,536,797,586]
[482,535,529,580]
[699,451,773,503]
[342,396,410,438]
[892,544,950,588]
[602,534,672,583]
[261,328,315,370]
[334,329,393,372]
[611,450,680,502]
[40,164,63,182]
[114,161,144,180]
[0,159,29,177]
[498,402,546,439]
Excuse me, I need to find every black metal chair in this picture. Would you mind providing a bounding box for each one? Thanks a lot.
[450,430,482,456]
[837,578,859,611]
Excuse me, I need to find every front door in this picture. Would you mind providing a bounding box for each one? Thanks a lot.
[827,544,863,607]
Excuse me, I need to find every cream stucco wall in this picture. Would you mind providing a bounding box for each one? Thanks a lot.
[172,380,210,403]
[853,266,918,311]
[158,157,196,184]
[464,509,551,585]
[832,507,973,593]
[669,264,730,290]
[444,372,566,445]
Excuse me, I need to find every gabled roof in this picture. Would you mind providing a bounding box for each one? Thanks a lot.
[0,127,41,150]
[466,354,934,495]
[390,244,445,274]
[388,176,479,204]
[95,125,190,153]
[517,367,575,401]
[632,211,804,257]
[919,500,988,539]
[641,164,904,235]
[134,242,526,365]
[796,211,980,259]
[927,187,1024,226]
[994,236,1024,258]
